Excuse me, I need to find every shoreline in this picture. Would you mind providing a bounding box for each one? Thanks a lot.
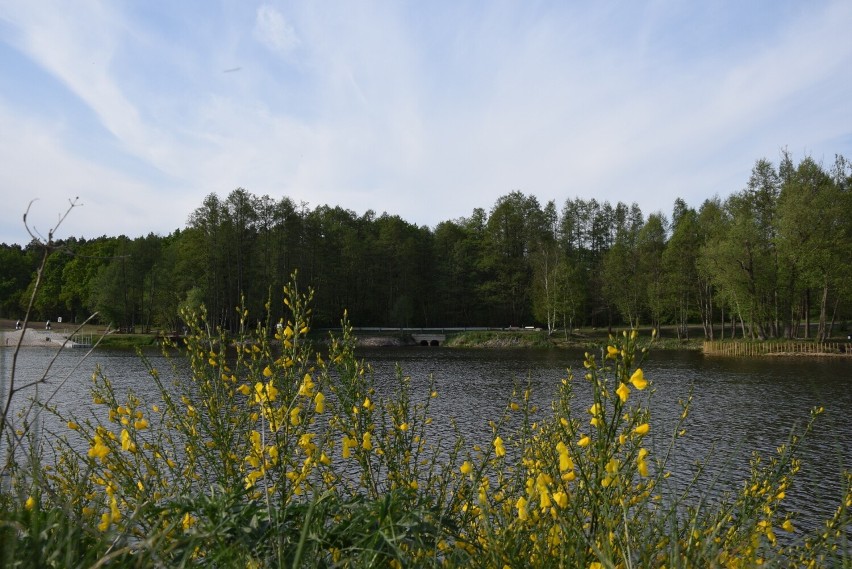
[3,324,849,356]
[0,328,82,348]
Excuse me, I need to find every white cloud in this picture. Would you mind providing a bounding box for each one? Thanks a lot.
[0,0,850,244]
[253,5,299,57]
[0,107,190,245]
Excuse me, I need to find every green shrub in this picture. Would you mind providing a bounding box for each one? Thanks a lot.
[1,279,849,567]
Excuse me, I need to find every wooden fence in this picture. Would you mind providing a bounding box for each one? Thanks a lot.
[703,340,852,357]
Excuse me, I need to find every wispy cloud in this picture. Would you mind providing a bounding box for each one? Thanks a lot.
[0,1,850,244]
[253,4,299,57]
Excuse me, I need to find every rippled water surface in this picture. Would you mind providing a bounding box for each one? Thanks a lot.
[361,347,852,532]
[3,345,850,532]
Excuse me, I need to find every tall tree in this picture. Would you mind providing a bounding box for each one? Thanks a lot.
[663,200,700,339]
[0,244,37,319]
[601,205,644,329]
[696,198,727,338]
[777,156,849,341]
[187,193,229,328]
[481,192,545,326]
[637,213,668,334]
[531,201,561,334]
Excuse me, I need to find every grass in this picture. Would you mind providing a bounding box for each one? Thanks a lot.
[444,330,553,348]
[93,334,162,350]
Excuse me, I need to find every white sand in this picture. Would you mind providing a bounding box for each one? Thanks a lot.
[0,328,80,348]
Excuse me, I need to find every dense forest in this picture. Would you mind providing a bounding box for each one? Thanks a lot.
[2,152,851,341]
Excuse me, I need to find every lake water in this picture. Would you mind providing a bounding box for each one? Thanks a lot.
[2,345,850,533]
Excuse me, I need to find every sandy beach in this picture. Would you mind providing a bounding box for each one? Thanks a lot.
[0,327,80,348]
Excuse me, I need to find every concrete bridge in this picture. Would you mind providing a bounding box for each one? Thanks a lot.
[410,333,445,346]
[350,327,493,347]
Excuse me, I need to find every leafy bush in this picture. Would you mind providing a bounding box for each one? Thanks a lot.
[1,279,849,567]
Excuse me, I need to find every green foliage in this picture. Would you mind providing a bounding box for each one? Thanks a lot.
[3,281,850,567]
[4,152,852,336]
[444,330,552,348]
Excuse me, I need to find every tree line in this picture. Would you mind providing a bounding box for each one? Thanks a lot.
[1,152,850,340]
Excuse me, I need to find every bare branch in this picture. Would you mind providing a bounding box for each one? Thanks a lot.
[1,198,85,468]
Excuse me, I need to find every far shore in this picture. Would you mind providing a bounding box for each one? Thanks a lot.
[2,319,850,355]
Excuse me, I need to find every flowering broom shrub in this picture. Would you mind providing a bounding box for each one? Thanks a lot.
[1,278,850,567]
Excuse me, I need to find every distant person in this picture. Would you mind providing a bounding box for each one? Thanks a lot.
[15,320,21,330]
[45,320,51,330]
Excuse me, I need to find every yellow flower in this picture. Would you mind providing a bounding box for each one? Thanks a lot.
[342,435,356,459]
[460,461,473,475]
[298,373,315,397]
[493,436,506,458]
[606,345,618,359]
[98,513,111,532]
[634,423,650,436]
[553,491,568,508]
[559,451,574,472]
[182,512,196,531]
[362,432,372,451]
[249,429,262,449]
[398,422,409,431]
[605,458,619,474]
[289,407,301,426]
[25,496,35,510]
[120,429,137,453]
[266,383,278,401]
[263,366,273,377]
[629,368,647,390]
[67,421,80,430]
[782,520,794,532]
[314,392,325,413]
[578,435,591,447]
[616,382,630,403]
[516,496,529,521]
[88,435,110,460]
[237,384,251,396]
[134,418,149,430]
[254,382,278,403]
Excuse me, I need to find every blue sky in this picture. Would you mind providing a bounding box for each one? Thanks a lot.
[1,1,850,245]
